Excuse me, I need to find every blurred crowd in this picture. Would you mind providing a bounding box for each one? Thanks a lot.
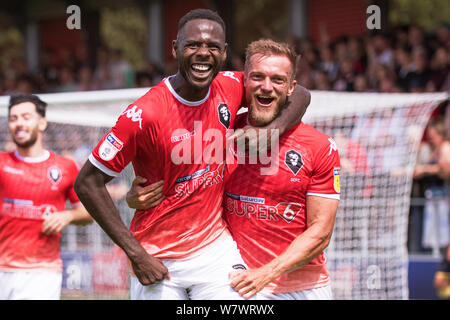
[0,24,449,96]
[289,24,450,93]
[0,46,166,95]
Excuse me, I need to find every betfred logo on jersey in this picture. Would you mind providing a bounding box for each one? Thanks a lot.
[99,133,123,161]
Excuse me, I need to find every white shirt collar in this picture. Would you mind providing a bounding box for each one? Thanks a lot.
[164,76,210,106]
[14,149,50,163]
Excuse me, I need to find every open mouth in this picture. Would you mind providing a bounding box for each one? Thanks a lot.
[256,95,275,106]
[191,63,212,75]
[14,130,28,139]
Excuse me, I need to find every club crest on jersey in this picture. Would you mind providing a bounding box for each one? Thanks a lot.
[48,167,61,185]
[217,103,231,129]
[333,167,340,193]
[99,133,123,161]
[285,150,303,175]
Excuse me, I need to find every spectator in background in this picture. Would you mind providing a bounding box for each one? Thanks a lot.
[2,75,17,95]
[428,47,449,92]
[408,48,430,93]
[134,71,153,88]
[315,69,332,90]
[394,45,414,92]
[333,58,356,91]
[347,36,366,74]
[56,67,77,92]
[334,38,349,64]
[393,25,410,49]
[109,49,133,89]
[76,65,94,91]
[374,64,397,92]
[353,74,370,92]
[318,45,339,82]
[409,26,427,52]
[39,48,59,91]
[134,61,165,88]
[92,47,114,90]
[295,59,315,90]
[434,245,450,299]
[15,75,36,94]
[143,61,164,85]
[413,117,450,253]
[436,24,450,49]
[372,33,394,68]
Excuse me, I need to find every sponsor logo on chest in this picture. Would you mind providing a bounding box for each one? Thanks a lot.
[2,166,24,175]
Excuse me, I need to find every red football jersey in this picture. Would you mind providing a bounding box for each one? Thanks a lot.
[0,150,81,272]
[90,72,245,260]
[224,113,340,293]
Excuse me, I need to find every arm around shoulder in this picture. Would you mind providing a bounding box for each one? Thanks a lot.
[266,84,311,133]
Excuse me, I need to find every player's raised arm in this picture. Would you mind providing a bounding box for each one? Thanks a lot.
[74,161,170,285]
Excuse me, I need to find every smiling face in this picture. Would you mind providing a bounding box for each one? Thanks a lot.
[172,18,227,94]
[244,54,296,127]
[8,102,46,149]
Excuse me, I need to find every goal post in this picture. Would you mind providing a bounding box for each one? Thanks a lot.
[0,89,447,299]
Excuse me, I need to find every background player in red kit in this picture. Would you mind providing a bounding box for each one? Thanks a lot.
[74,9,310,300]
[0,94,93,300]
[128,39,340,300]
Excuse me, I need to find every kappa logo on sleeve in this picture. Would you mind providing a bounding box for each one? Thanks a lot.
[99,133,123,161]
[122,105,143,129]
[222,71,240,83]
[328,137,338,155]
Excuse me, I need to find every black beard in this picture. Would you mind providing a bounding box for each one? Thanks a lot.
[12,132,38,149]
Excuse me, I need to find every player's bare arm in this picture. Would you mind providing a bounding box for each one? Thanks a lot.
[268,84,311,132]
[74,161,170,285]
[41,205,93,235]
[229,195,338,299]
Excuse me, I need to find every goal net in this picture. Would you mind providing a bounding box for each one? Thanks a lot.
[0,89,447,300]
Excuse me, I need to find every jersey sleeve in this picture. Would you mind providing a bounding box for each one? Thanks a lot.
[89,93,155,177]
[307,137,341,200]
[218,71,246,117]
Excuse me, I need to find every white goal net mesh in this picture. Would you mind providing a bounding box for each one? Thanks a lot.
[0,89,447,300]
